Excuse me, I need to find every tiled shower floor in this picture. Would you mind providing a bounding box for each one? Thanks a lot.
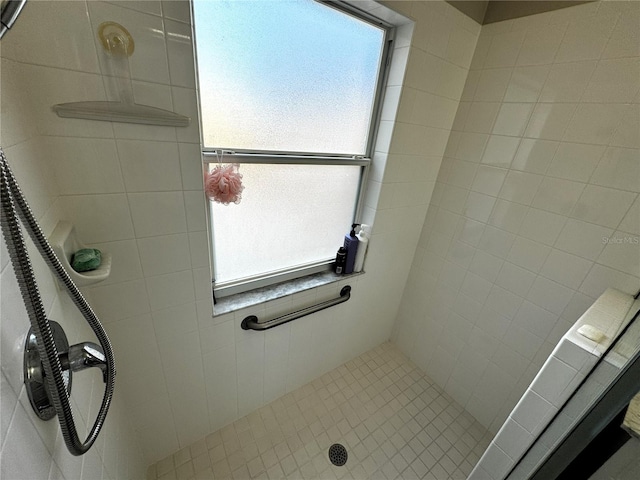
[148,343,492,480]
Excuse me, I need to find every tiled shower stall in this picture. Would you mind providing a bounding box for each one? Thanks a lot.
[0,0,638,479]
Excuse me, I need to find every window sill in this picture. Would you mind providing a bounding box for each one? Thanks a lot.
[213,270,364,316]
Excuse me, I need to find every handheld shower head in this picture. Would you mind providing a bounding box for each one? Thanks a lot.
[0,0,27,39]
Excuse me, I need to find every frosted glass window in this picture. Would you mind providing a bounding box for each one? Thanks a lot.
[211,164,361,283]
[193,0,385,155]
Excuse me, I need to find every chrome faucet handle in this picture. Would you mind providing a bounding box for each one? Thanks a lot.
[60,342,108,383]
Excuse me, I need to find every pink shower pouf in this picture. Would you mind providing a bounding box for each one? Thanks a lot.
[205,164,244,205]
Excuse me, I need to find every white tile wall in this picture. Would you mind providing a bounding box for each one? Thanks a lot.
[1,5,146,475]
[3,0,480,469]
[394,0,640,438]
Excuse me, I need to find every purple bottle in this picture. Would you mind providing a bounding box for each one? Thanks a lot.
[343,224,359,274]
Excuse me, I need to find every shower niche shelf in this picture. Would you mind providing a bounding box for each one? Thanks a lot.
[49,221,111,287]
[52,101,190,127]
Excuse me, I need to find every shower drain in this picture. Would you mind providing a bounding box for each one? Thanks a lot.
[328,443,348,466]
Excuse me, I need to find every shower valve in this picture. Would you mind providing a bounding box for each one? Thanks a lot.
[60,342,108,383]
[24,321,110,421]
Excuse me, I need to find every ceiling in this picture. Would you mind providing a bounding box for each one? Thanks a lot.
[447,1,594,24]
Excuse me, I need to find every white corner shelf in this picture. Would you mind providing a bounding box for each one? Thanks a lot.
[49,221,111,287]
[52,101,190,127]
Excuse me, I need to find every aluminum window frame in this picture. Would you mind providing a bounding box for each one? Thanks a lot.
[193,0,395,298]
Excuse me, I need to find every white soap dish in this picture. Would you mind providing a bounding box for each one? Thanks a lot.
[49,221,111,287]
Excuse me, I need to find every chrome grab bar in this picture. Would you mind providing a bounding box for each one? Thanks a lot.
[241,285,352,331]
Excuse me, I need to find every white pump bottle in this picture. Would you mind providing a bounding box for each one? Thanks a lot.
[353,224,370,273]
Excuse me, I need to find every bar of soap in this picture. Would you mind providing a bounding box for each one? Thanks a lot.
[577,324,606,343]
[71,248,102,272]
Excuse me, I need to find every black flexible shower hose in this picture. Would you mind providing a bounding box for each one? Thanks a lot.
[0,147,115,455]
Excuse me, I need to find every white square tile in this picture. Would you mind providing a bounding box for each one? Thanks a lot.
[531,177,585,217]
[469,250,504,283]
[502,323,543,361]
[494,419,533,462]
[129,192,187,237]
[564,104,630,146]
[166,19,196,88]
[495,262,536,298]
[489,199,528,234]
[597,231,640,276]
[146,270,195,311]
[571,185,636,229]
[510,391,554,434]
[492,103,534,137]
[1,402,54,480]
[539,61,597,103]
[199,318,234,355]
[512,300,558,340]
[554,14,618,63]
[152,302,198,345]
[455,133,489,163]
[455,217,486,247]
[472,166,507,197]
[58,194,134,244]
[446,25,477,68]
[478,226,516,259]
[611,105,639,149]
[441,184,470,214]
[507,237,551,273]
[516,24,566,66]
[172,86,201,144]
[1,1,100,73]
[619,196,640,235]
[555,219,613,261]
[1,60,37,148]
[118,139,182,192]
[184,191,208,232]
[527,276,574,316]
[547,143,606,183]
[591,147,640,193]
[474,68,512,102]
[530,356,578,407]
[464,191,497,223]
[137,233,191,277]
[511,139,558,175]
[491,343,530,382]
[460,68,481,104]
[579,263,639,299]
[481,135,520,168]
[498,171,543,206]
[461,272,494,304]
[88,279,151,323]
[469,33,492,70]
[582,57,640,104]
[107,1,163,16]
[504,65,549,103]
[486,285,523,320]
[465,102,501,134]
[602,8,640,59]
[540,249,593,290]
[484,30,525,68]
[524,103,577,141]
[49,138,124,195]
[519,208,566,245]
[163,0,192,23]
